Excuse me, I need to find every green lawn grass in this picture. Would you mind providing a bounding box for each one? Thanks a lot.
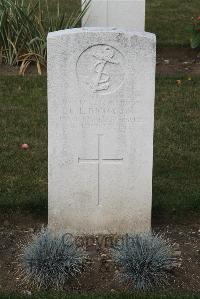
[153,76,200,218]
[45,0,200,46]
[0,75,199,218]
[145,0,200,47]
[0,294,200,299]
[0,76,47,213]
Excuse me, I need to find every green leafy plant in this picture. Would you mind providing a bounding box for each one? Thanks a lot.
[20,229,87,290]
[190,16,200,49]
[0,0,90,74]
[111,233,175,291]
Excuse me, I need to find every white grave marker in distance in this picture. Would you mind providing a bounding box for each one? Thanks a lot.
[82,0,145,31]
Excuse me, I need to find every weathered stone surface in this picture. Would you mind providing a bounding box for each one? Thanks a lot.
[82,0,145,31]
[48,28,156,234]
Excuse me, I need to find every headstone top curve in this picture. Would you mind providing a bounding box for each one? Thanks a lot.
[47,27,156,43]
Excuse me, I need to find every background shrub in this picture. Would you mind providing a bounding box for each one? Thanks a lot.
[20,229,87,290]
[190,16,200,49]
[111,233,175,291]
[0,0,90,74]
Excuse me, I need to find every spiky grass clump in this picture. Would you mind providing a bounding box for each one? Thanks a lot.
[0,0,90,74]
[20,229,87,290]
[112,233,175,291]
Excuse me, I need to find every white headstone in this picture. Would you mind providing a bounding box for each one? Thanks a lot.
[82,0,145,31]
[48,28,156,234]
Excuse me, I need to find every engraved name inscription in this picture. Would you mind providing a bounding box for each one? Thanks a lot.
[63,99,144,130]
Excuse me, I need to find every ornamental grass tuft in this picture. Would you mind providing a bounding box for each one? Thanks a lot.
[112,233,175,291]
[20,229,87,290]
[0,0,90,74]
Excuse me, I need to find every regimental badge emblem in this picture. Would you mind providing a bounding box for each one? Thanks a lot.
[76,44,125,95]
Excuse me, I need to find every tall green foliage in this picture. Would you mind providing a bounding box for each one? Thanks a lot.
[0,0,90,74]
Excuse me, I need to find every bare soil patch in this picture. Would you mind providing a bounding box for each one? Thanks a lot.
[1,48,200,76]
[0,213,199,294]
[0,64,45,76]
[157,48,200,75]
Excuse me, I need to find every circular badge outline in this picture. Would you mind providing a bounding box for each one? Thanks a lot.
[76,43,126,96]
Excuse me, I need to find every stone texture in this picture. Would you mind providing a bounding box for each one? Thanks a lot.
[48,28,156,234]
[82,0,145,31]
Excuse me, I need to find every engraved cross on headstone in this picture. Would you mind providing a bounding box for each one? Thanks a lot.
[78,134,123,205]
